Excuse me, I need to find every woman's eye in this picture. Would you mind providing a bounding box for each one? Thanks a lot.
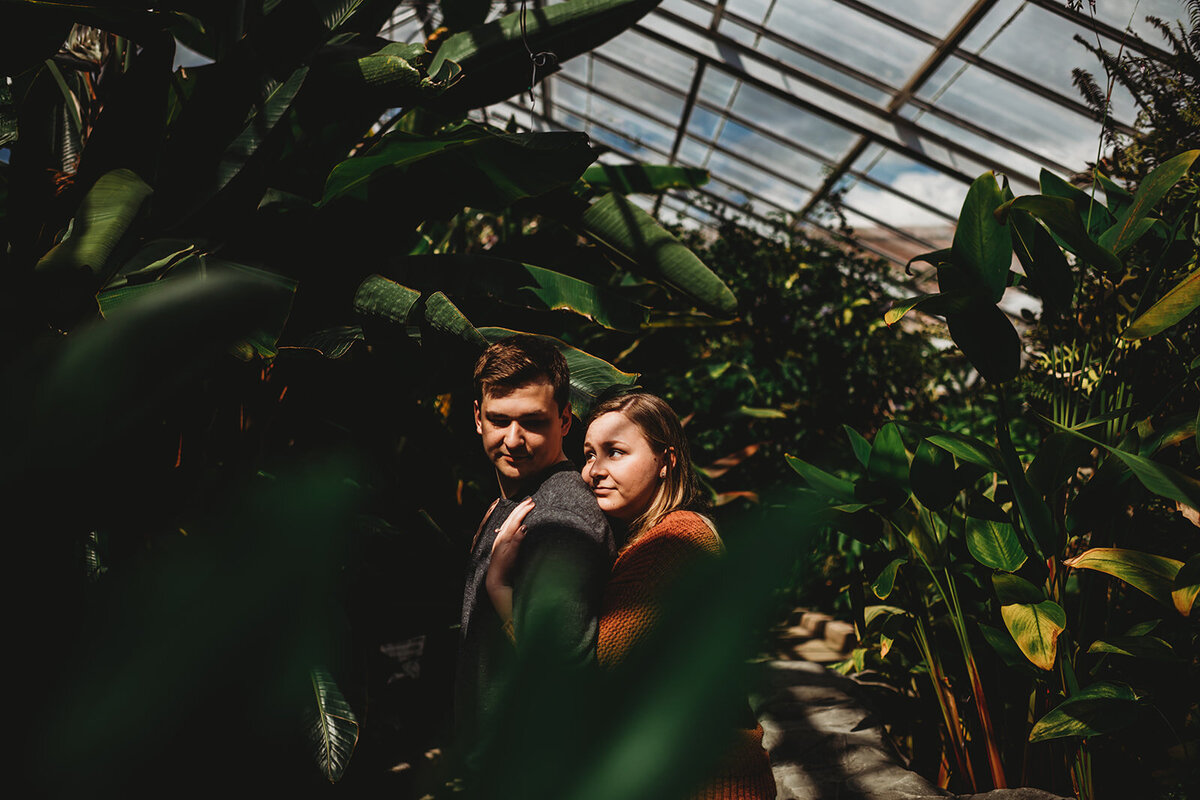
[583,452,595,462]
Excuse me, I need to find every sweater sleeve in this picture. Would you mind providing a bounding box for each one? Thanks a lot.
[511,514,608,670]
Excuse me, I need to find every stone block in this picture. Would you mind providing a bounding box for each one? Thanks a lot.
[825,620,857,653]
[799,611,832,637]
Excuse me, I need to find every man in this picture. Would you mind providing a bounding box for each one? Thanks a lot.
[455,335,615,784]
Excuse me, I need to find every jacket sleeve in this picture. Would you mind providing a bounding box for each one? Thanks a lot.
[510,515,608,670]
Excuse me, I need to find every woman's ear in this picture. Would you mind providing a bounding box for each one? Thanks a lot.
[660,446,676,478]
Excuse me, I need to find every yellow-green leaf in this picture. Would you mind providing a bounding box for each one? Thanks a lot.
[1063,547,1184,611]
[1121,262,1200,340]
[1029,682,1139,742]
[1001,599,1065,670]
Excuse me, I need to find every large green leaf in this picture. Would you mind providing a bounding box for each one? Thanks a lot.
[389,255,649,332]
[37,168,153,284]
[1028,682,1139,742]
[1063,547,1186,612]
[965,517,1026,571]
[210,65,309,201]
[922,429,1005,473]
[867,422,908,486]
[1175,554,1200,616]
[426,291,489,349]
[980,621,1037,671]
[1104,149,1199,253]
[1046,418,1200,510]
[909,439,957,509]
[307,667,359,783]
[578,192,737,317]
[1087,635,1176,660]
[784,454,857,503]
[322,44,463,105]
[321,123,596,213]
[441,0,492,30]
[992,572,1044,605]
[843,425,873,469]
[429,0,663,112]
[353,274,421,326]
[1001,599,1066,670]
[582,164,709,195]
[1005,194,1122,274]
[997,419,1059,558]
[98,259,297,359]
[478,327,638,417]
[945,303,1021,383]
[871,558,904,600]
[1009,209,1073,312]
[882,290,974,326]
[1121,262,1200,340]
[951,172,1012,302]
[1038,168,1113,237]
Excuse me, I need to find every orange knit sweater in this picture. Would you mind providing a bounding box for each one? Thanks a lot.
[597,510,776,800]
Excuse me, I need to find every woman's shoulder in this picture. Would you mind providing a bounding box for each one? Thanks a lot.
[646,509,721,550]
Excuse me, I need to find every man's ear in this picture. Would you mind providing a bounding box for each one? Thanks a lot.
[474,399,483,435]
[559,402,572,437]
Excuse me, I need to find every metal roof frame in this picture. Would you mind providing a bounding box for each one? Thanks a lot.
[382,0,1178,275]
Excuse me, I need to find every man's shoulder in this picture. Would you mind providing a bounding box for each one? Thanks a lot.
[528,469,610,539]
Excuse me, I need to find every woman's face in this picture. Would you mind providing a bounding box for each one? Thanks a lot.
[582,411,666,522]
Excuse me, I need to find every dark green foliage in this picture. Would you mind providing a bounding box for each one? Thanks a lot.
[620,210,946,499]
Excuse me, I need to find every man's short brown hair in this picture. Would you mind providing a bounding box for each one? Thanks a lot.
[473,335,571,412]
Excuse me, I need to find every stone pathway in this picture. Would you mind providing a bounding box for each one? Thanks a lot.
[758,611,1069,800]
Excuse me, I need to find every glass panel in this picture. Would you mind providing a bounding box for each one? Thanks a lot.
[698,69,739,108]
[961,0,1026,51]
[594,29,700,91]
[728,84,856,160]
[587,125,658,161]
[907,108,1045,194]
[705,153,806,210]
[871,0,968,37]
[840,181,957,230]
[677,136,713,167]
[916,58,1106,171]
[960,3,1139,127]
[659,0,714,27]
[765,0,934,86]
[725,0,773,25]
[856,150,970,218]
[713,121,827,188]
[590,60,685,120]
[687,106,723,140]
[1089,0,1189,42]
[752,34,891,105]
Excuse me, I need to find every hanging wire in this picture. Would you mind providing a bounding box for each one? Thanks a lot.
[519,0,557,129]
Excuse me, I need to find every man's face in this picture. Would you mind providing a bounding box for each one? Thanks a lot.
[475,380,571,495]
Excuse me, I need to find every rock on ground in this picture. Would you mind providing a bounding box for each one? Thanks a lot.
[755,660,1070,800]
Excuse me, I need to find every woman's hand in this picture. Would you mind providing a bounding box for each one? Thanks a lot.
[486,497,534,626]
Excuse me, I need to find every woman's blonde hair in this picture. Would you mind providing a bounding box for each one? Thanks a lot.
[585,390,706,540]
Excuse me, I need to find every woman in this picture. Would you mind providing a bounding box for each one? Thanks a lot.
[486,390,776,800]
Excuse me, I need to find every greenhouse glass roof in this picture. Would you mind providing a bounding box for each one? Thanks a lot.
[382,0,1185,276]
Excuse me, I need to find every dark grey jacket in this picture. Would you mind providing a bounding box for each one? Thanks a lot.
[455,460,614,768]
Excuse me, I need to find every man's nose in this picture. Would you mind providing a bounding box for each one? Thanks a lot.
[503,422,524,448]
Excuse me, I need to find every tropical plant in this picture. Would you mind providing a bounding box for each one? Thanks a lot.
[1,1,752,793]
[787,146,1200,799]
